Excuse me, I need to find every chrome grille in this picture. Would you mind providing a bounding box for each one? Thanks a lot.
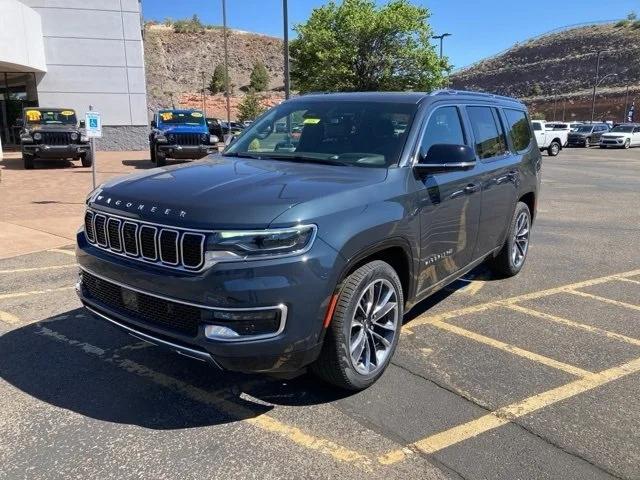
[84,209,206,271]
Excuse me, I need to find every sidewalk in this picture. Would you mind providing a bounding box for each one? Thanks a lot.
[0,150,150,259]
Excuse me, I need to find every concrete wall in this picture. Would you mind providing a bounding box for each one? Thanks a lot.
[19,0,148,131]
[0,0,46,72]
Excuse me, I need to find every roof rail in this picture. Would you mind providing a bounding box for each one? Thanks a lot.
[429,89,523,104]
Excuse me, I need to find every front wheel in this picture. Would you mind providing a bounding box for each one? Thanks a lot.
[584,137,591,148]
[80,149,93,167]
[547,141,560,156]
[155,146,166,166]
[22,152,34,169]
[311,260,403,391]
[624,139,631,149]
[150,143,157,163]
[486,201,531,278]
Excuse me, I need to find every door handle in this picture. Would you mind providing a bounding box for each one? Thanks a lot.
[464,183,480,193]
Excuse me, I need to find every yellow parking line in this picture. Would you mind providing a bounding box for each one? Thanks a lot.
[36,325,377,470]
[404,268,640,333]
[0,286,74,300]
[565,289,640,312]
[380,355,640,460]
[615,276,640,286]
[0,264,76,274]
[506,304,640,347]
[49,248,75,257]
[432,320,591,377]
[0,310,21,325]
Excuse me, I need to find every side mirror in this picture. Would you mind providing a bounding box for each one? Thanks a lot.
[150,120,157,128]
[79,120,85,128]
[415,144,476,172]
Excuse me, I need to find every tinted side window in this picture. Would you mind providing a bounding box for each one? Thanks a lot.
[532,122,542,131]
[467,106,508,159]
[504,109,532,152]
[419,106,465,157]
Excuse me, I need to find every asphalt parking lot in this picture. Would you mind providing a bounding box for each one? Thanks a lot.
[1,146,639,479]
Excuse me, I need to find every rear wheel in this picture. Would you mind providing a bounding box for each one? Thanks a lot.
[547,141,560,156]
[22,151,34,170]
[80,149,93,167]
[487,201,531,278]
[311,260,403,391]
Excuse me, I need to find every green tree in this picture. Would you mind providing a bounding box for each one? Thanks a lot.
[249,62,270,91]
[237,90,266,123]
[209,64,226,94]
[290,0,447,93]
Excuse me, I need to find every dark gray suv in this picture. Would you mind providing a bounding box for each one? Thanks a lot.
[76,91,541,390]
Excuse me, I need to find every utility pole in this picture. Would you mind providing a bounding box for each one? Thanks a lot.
[552,90,557,121]
[283,0,290,100]
[222,0,231,126]
[623,84,630,122]
[590,50,604,123]
[562,98,566,122]
[201,70,206,114]
[432,33,452,58]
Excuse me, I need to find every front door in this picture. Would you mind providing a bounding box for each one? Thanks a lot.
[414,105,482,295]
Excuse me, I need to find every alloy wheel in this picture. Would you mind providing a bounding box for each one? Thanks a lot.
[511,210,530,268]
[349,279,399,375]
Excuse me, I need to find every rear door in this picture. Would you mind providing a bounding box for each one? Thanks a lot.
[634,127,640,145]
[413,105,482,293]
[466,105,522,258]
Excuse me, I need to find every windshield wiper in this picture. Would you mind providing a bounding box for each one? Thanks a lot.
[262,154,349,166]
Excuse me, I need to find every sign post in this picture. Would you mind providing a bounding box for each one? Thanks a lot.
[85,108,102,189]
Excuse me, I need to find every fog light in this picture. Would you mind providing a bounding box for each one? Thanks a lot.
[204,308,284,340]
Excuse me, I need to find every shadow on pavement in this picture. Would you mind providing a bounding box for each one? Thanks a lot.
[0,157,75,170]
[0,308,349,429]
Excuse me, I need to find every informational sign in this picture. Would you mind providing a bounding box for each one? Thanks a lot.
[85,111,102,138]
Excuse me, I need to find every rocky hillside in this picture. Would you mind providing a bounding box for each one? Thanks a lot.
[144,24,285,119]
[451,22,640,121]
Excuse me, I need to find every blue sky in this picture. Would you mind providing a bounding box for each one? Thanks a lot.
[141,0,637,69]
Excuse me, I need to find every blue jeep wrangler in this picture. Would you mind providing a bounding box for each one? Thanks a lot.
[149,109,218,166]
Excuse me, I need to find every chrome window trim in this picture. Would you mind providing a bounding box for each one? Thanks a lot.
[79,266,288,343]
[138,225,158,261]
[106,218,123,252]
[159,229,180,266]
[122,221,139,257]
[93,214,108,247]
[180,232,206,270]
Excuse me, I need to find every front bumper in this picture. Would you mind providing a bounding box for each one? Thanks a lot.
[157,144,213,159]
[22,143,90,158]
[567,137,588,146]
[75,231,343,373]
[600,138,626,147]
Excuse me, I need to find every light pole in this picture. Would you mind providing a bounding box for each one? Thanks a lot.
[201,70,206,114]
[623,83,630,122]
[552,90,557,121]
[432,33,452,58]
[283,0,290,100]
[222,0,231,125]
[591,72,617,121]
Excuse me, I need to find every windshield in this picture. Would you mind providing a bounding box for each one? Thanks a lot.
[25,109,77,126]
[610,126,634,133]
[158,110,205,126]
[225,100,417,168]
[575,125,593,133]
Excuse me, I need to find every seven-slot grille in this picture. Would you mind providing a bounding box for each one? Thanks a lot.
[81,270,203,336]
[41,131,73,145]
[84,209,206,271]
[173,132,203,146]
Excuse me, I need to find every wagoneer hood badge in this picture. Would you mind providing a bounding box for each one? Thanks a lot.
[91,194,188,219]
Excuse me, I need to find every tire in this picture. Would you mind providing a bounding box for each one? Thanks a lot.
[22,152,34,170]
[311,260,403,391]
[486,201,531,278]
[624,139,631,149]
[150,144,157,163]
[584,137,590,148]
[155,146,166,167]
[81,149,93,167]
[600,145,607,149]
[547,141,560,156]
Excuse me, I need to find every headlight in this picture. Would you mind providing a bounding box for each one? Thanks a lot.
[166,133,174,142]
[201,133,209,143]
[70,132,79,141]
[156,134,168,143]
[33,132,42,141]
[204,225,317,263]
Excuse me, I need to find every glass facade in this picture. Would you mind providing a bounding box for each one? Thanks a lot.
[0,72,39,146]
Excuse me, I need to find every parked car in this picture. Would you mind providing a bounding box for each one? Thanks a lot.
[149,109,218,166]
[599,124,640,148]
[567,122,583,132]
[544,122,571,146]
[76,90,540,391]
[18,107,91,169]
[206,117,224,140]
[567,123,609,147]
[531,120,567,156]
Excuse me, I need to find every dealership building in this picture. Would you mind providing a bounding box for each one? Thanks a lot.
[0,0,148,150]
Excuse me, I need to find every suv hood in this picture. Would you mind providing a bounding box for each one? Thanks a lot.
[158,124,208,134]
[89,156,388,229]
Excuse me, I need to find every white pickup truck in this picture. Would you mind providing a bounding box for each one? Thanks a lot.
[531,120,568,156]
